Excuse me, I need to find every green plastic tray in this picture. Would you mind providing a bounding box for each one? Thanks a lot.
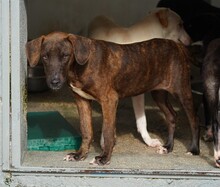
[27,111,82,151]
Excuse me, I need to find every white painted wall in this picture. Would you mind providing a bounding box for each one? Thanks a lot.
[0,0,2,177]
[0,0,2,98]
[26,0,160,39]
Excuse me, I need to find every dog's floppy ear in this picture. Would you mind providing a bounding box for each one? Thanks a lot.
[156,8,169,28]
[26,36,44,67]
[68,34,92,65]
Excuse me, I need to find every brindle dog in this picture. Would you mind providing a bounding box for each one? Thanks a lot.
[26,32,200,165]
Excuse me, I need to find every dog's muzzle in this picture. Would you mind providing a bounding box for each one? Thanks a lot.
[48,78,63,90]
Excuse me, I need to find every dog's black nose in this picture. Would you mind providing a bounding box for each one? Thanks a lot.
[51,78,60,85]
[49,78,62,90]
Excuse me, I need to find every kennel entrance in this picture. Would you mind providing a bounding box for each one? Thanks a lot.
[1,0,220,186]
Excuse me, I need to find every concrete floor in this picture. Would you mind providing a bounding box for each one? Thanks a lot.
[25,65,220,175]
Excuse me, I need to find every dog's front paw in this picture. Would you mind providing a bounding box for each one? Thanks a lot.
[146,138,162,147]
[63,152,86,162]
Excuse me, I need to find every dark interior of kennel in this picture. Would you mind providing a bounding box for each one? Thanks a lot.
[25,0,220,172]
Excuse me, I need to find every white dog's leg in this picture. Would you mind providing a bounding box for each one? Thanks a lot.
[132,94,161,147]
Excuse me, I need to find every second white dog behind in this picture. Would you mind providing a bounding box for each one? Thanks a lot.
[88,7,191,150]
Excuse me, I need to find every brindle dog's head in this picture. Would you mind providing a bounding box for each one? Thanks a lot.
[26,32,92,90]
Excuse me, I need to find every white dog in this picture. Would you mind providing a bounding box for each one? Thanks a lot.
[88,8,191,148]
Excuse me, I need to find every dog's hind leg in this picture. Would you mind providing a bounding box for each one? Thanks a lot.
[203,76,220,167]
[151,90,177,154]
[175,85,200,155]
[203,94,214,142]
[132,94,162,147]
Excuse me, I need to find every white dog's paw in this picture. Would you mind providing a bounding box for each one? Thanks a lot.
[145,138,162,147]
